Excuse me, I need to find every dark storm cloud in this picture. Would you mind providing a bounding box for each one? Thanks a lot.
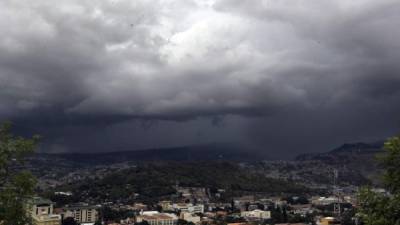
[1,0,400,156]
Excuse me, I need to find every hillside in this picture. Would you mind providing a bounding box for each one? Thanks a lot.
[47,161,309,205]
[295,142,383,162]
[295,141,384,184]
[30,141,386,195]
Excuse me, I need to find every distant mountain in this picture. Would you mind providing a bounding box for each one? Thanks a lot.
[33,143,267,166]
[295,141,385,184]
[295,141,383,162]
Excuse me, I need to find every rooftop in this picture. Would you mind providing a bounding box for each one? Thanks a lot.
[139,213,178,220]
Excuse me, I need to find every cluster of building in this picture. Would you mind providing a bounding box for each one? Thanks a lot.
[26,192,359,225]
[28,197,99,225]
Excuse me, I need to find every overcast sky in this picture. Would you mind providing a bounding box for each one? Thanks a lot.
[1,0,400,158]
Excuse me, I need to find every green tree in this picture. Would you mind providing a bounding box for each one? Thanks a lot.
[0,122,39,225]
[357,136,400,225]
[380,136,400,194]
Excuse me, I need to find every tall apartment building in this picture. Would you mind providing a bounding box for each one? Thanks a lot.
[28,197,61,225]
[60,205,99,223]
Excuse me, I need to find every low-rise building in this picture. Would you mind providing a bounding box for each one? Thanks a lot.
[240,209,271,221]
[136,211,178,225]
[180,212,201,224]
[131,203,148,211]
[289,204,313,216]
[312,196,338,206]
[159,201,173,211]
[172,203,204,214]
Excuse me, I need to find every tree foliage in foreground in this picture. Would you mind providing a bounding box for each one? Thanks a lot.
[357,136,400,225]
[0,122,39,225]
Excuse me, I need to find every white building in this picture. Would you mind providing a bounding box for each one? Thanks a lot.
[172,203,204,214]
[136,211,178,225]
[311,196,339,206]
[241,209,271,220]
[28,197,61,225]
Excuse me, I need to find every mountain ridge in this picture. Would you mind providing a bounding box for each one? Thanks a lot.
[33,143,268,165]
[295,141,384,161]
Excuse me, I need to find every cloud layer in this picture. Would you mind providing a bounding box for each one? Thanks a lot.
[1,0,400,157]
